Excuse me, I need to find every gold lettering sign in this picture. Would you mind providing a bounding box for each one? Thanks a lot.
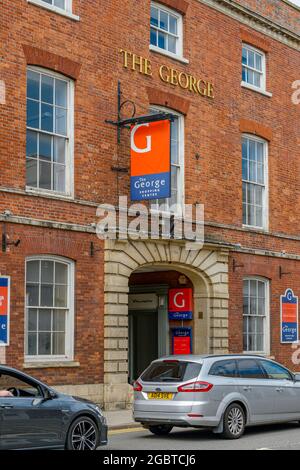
[119,49,214,99]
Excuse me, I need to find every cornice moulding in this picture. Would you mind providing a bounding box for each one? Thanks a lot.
[198,0,300,51]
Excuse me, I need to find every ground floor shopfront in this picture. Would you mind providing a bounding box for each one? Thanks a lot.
[2,223,300,410]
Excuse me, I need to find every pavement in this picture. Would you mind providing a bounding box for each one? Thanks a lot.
[105,408,141,431]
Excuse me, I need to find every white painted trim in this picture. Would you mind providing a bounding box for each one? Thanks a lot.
[243,277,270,356]
[241,82,272,98]
[27,0,80,21]
[24,255,75,363]
[242,43,267,92]
[242,134,269,232]
[26,66,75,198]
[149,106,185,216]
[149,45,189,64]
[150,1,185,61]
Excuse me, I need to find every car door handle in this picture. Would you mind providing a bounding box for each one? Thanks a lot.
[243,386,252,391]
[0,405,13,409]
[276,388,283,393]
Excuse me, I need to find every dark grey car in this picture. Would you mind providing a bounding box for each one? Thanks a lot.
[0,365,108,450]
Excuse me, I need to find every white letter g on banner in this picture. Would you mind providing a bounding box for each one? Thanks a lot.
[131,123,152,154]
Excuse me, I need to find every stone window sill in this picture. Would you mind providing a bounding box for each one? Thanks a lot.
[149,45,189,64]
[23,361,80,369]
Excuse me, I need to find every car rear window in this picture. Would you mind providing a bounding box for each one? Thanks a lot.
[141,361,202,383]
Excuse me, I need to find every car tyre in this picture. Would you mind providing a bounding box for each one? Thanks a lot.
[220,403,245,439]
[148,424,173,436]
[66,416,100,450]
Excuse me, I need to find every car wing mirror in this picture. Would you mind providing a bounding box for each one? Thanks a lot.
[294,373,300,382]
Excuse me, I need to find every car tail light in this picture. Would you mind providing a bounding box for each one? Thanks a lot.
[177,381,213,393]
[133,381,143,392]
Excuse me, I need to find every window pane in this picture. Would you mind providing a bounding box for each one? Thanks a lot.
[55,285,67,307]
[27,284,39,306]
[53,310,66,331]
[27,260,39,283]
[54,0,65,10]
[27,99,40,129]
[255,53,262,71]
[26,159,38,187]
[54,137,66,163]
[28,309,38,331]
[39,133,52,161]
[160,10,168,30]
[150,28,157,46]
[55,263,68,285]
[168,35,176,54]
[41,285,53,307]
[55,107,67,135]
[169,15,177,34]
[28,332,37,355]
[242,47,247,65]
[248,50,255,68]
[41,103,53,132]
[150,6,159,26]
[41,260,54,284]
[242,67,247,82]
[38,332,51,355]
[53,332,65,355]
[41,75,54,104]
[242,158,248,180]
[27,130,38,158]
[39,309,52,331]
[55,79,67,107]
[53,164,66,193]
[27,70,40,100]
[39,160,52,190]
[158,31,166,49]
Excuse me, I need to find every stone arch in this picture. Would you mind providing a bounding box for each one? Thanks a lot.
[103,239,229,410]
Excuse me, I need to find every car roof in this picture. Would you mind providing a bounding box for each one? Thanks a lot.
[152,354,269,363]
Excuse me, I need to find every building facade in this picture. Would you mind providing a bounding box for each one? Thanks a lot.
[1,0,300,409]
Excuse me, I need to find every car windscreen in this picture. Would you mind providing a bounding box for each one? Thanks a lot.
[141,361,202,383]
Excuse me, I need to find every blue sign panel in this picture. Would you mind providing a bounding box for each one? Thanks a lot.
[169,311,193,321]
[0,316,8,344]
[130,172,171,201]
[0,276,10,346]
[281,288,298,343]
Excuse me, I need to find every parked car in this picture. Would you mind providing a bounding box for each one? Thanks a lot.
[133,354,300,439]
[0,365,107,450]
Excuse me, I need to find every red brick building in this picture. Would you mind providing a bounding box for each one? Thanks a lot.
[1,0,300,409]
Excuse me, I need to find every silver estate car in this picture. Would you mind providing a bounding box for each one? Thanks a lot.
[133,354,300,439]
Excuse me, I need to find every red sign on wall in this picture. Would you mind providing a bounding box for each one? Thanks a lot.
[173,336,191,355]
[169,288,193,320]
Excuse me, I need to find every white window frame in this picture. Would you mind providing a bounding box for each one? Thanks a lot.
[150,106,185,216]
[242,134,268,231]
[243,277,270,356]
[27,0,80,21]
[241,43,269,95]
[26,66,74,199]
[150,2,188,63]
[24,255,75,363]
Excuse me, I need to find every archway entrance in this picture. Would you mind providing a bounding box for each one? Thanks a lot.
[103,239,229,410]
[128,268,195,383]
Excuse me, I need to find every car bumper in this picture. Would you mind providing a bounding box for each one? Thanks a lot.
[99,421,108,446]
[133,411,219,428]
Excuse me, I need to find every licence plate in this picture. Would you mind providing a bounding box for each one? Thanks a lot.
[148,392,174,400]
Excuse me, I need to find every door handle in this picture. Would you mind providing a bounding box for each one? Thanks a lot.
[243,386,252,391]
[276,388,283,393]
[0,405,13,409]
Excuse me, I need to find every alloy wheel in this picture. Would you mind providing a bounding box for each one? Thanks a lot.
[71,420,97,450]
[227,406,244,436]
